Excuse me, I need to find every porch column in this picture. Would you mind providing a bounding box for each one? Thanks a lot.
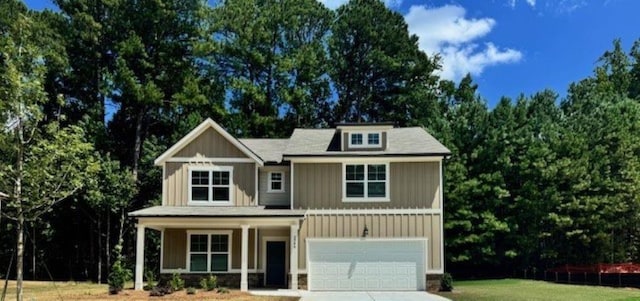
[290,223,299,290]
[134,224,145,290]
[241,224,250,292]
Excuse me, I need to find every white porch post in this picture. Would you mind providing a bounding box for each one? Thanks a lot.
[134,224,145,290]
[241,224,250,292]
[290,223,299,290]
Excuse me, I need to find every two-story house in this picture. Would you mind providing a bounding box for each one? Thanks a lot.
[129,118,450,292]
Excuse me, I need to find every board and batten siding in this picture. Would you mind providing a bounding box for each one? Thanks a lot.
[162,228,256,271]
[298,213,442,271]
[164,162,256,206]
[174,128,248,158]
[293,162,441,209]
[258,167,291,206]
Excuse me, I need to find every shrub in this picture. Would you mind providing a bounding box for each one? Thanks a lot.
[199,274,218,291]
[107,245,132,294]
[217,287,230,294]
[170,272,185,291]
[143,270,157,291]
[186,287,197,295]
[440,272,454,292]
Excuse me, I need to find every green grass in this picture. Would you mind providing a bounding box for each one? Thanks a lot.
[436,279,640,301]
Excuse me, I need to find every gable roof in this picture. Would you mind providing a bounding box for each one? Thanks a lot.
[284,127,450,157]
[154,118,264,166]
[239,138,289,163]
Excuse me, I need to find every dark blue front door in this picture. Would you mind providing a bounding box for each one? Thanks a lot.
[266,241,286,287]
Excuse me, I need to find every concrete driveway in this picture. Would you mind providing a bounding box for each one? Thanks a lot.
[299,291,451,301]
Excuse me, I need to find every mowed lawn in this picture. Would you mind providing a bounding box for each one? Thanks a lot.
[436,279,640,301]
[0,280,299,301]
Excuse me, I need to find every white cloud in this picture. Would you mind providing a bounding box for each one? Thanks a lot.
[405,4,522,81]
[526,0,536,7]
[317,0,401,10]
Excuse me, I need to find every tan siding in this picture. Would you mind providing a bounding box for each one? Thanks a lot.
[175,128,247,158]
[299,213,442,271]
[294,162,440,209]
[163,229,187,269]
[164,162,256,206]
[258,167,291,206]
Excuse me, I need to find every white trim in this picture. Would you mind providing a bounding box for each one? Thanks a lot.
[305,208,442,215]
[290,223,299,290]
[336,125,393,131]
[287,156,444,164]
[262,236,289,287]
[254,164,259,205]
[267,171,285,193]
[166,157,255,163]
[154,118,264,166]
[160,229,165,271]
[427,269,445,274]
[290,163,295,210]
[439,159,445,273]
[187,165,234,206]
[241,225,250,291]
[186,230,233,273]
[137,217,301,228]
[162,164,167,205]
[342,162,390,203]
[347,131,382,149]
[134,224,145,290]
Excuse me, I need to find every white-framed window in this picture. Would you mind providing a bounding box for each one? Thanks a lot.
[188,166,234,206]
[268,171,285,193]
[343,163,390,202]
[187,230,232,273]
[348,132,382,148]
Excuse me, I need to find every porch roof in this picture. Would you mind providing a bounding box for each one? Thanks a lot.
[129,206,306,218]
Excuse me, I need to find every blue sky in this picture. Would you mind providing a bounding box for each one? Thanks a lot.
[25,0,640,107]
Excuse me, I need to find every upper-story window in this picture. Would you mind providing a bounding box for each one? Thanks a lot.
[348,132,381,148]
[268,171,285,193]
[343,163,389,202]
[188,166,234,205]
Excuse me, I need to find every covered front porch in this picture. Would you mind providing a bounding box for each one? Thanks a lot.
[129,206,306,291]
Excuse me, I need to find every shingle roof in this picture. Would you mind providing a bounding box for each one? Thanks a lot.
[239,138,289,163]
[129,206,306,217]
[283,127,451,157]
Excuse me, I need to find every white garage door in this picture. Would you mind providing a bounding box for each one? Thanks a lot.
[307,239,427,291]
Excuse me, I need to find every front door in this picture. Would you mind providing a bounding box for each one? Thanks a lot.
[265,241,286,287]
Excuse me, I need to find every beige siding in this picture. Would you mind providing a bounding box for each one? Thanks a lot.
[258,167,291,206]
[299,213,442,271]
[162,228,257,271]
[174,128,247,158]
[164,162,256,206]
[163,229,187,269]
[391,162,441,208]
[294,162,440,209]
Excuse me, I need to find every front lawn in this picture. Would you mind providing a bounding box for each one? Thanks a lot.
[0,280,299,301]
[436,279,640,301]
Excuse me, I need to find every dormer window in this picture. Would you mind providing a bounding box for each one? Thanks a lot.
[348,132,381,148]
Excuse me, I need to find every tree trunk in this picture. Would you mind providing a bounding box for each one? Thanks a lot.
[132,107,146,182]
[106,213,110,273]
[16,211,24,301]
[31,225,35,280]
[97,212,102,284]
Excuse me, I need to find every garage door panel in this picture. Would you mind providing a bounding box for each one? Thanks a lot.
[308,239,426,291]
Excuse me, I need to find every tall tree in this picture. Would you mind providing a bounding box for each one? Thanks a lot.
[0,6,99,300]
[329,0,439,124]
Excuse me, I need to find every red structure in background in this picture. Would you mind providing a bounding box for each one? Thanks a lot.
[547,263,640,274]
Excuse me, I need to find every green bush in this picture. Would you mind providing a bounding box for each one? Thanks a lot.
[199,274,218,291]
[186,287,197,295]
[143,270,157,291]
[217,287,230,294]
[440,272,454,292]
[107,258,132,294]
[169,273,185,291]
